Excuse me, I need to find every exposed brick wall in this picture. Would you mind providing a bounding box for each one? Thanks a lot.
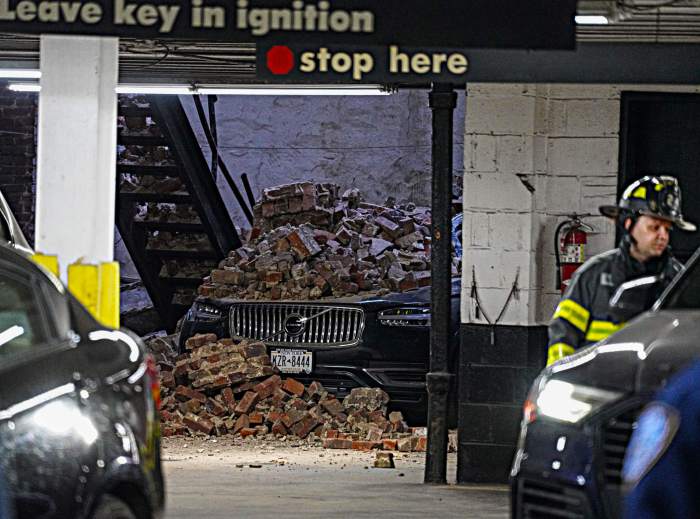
[0,88,37,244]
[460,83,700,327]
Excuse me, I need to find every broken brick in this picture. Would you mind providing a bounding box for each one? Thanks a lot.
[235,391,260,414]
[282,378,305,397]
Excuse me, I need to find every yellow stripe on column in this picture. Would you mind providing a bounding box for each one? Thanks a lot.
[98,262,120,329]
[31,253,59,277]
[67,261,120,329]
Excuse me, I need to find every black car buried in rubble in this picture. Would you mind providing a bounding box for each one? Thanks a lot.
[178,277,461,425]
[0,244,164,519]
[511,247,700,519]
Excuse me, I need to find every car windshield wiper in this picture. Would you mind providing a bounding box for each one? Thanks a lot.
[261,308,333,342]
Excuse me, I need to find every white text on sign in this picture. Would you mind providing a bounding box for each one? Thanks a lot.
[298,45,469,80]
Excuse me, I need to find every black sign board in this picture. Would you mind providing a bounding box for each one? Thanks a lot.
[0,0,576,50]
[257,43,473,84]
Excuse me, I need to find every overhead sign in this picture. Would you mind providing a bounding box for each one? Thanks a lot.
[0,0,576,49]
[257,44,471,83]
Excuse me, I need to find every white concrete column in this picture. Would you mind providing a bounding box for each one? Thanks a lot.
[35,35,118,282]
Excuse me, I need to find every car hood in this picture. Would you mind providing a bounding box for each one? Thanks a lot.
[547,309,700,394]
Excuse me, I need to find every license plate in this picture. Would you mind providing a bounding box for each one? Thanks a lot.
[270,348,313,374]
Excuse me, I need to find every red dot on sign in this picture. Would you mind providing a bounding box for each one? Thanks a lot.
[266,46,294,75]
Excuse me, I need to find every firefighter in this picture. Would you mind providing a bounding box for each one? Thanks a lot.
[547,175,695,366]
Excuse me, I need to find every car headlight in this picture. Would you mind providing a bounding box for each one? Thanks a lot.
[524,379,622,424]
[194,301,223,321]
[378,307,431,327]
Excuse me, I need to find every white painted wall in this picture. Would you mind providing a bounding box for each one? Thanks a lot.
[180,90,465,228]
[461,83,700,327]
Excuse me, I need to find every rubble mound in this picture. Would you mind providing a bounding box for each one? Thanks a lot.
[158,333,428,452]
[198,182,458,301]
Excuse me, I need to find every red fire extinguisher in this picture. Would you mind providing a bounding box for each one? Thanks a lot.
[555,216,594,294]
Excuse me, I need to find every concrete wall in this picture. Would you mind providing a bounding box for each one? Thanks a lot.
[461,83,700,327]
[181,90,465,229]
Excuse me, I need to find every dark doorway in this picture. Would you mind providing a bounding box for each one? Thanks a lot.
[619,92,700,262]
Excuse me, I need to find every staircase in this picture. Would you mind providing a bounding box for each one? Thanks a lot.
[116,95,241,331]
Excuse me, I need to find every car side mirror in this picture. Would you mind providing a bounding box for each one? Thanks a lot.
[609,275,661,322]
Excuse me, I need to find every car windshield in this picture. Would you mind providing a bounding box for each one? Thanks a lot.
[660,252,700,310]
[0,274,47,357]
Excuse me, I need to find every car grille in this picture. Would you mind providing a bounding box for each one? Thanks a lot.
[602,406,640,486]
[229,303,365,348]
[520,479,588,519]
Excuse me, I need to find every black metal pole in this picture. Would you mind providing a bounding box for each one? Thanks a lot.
[191,94,255,225]
[424,83,457,485]
[208,95,218,179]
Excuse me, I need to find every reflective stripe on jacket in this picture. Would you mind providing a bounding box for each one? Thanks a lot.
[547,237,681,366]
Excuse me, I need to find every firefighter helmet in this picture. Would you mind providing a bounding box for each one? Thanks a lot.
[600,175,696,232]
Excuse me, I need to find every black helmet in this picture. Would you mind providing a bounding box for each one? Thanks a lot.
[599,175,696,232]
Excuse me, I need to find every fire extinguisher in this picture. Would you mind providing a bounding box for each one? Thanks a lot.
[555,216,594,294]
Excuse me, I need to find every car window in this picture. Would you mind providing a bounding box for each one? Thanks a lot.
[0,215,9,244]
[0,273,48,357]
[661,256,700,309]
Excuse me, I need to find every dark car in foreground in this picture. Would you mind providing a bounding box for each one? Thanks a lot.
[511,247,700,519]
[0,190,31,254]
[0,245,164,519]
[179,277,461,425]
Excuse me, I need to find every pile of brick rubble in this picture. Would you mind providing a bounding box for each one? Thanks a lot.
[157,333,428,452]
[198,181,459,301]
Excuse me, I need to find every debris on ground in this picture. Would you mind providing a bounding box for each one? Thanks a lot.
[158,333,429,452]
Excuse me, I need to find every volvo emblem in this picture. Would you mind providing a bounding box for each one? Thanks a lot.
[284,314,306,337]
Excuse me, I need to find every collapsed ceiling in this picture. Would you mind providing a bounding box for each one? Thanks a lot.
[0,0,699,84]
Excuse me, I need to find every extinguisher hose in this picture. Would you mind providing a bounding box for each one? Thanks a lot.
[554,219,572,291]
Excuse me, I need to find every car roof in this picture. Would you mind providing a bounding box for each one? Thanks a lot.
[0,243,65,294]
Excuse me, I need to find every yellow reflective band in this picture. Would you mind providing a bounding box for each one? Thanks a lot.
[632,186,647,199]
[585,320,625,342]
[547,343,575,366]
[553,299,591,333]
[655,183,665,191]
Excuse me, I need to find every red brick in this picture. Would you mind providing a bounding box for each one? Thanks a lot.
[253,375,282,400]
[366,426,383,442]
[321,398,345,417]
[323,438,353,449]
[182,413,214,435]
[289,398,307,410]
[160,370,175,389]
[181,399,201,414]
[266,410,281,423]
[382,439,398,451]
[239,427,257,438]
[291,414,320,439]
[352,440,381,452]
[325,429,339,440]
[271,420,288,436]
[221,388,236,412]
[249,412,264,425]
[206,398,227,417]
[234,391,260,414]
[241,342,267,359]
[233,414,250,434]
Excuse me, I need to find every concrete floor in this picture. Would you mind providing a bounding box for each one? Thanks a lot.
[162,437,510,518]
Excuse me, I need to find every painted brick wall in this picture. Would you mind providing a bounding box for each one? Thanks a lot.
[181,90,466,229]
[461,83,700,327]
[0,89,37,244]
